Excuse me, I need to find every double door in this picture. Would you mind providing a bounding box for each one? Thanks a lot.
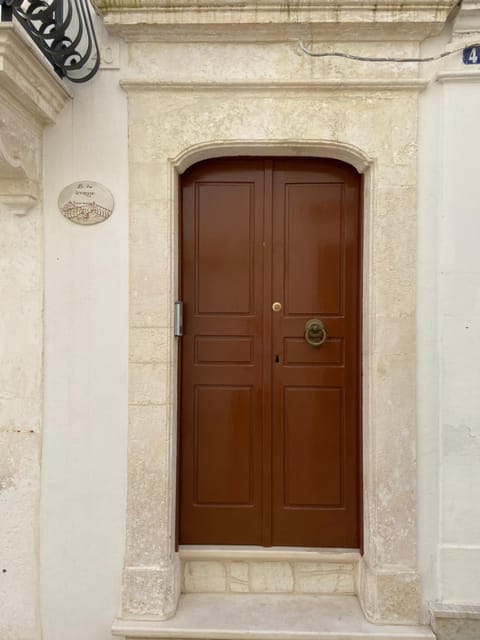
[179,157,361,547]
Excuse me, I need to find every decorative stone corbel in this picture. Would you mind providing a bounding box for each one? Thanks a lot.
[0,193,38,216]
[0,146,39,215]
[0,119,40,215]
[0,22,70,216]
[453,0,480,36]
[449,0,480,51]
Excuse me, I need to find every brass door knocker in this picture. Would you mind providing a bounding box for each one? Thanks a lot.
[304,319,327,347]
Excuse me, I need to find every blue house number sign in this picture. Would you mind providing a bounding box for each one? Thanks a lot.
[463,45,480,64]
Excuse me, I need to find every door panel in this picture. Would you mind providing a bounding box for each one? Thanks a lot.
[196,182,254,314]
[283,387,343,507]
[271,160,360,547]
[283,183,344,315]
[180,160,266,544]
[194,385,254,505]
[179,157,361,548]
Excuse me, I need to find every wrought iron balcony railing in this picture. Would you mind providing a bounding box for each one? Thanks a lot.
[0,0,100,82]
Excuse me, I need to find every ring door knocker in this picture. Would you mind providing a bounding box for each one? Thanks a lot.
[304,318,327,347]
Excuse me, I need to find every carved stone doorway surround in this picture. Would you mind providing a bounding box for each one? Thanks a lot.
[95,0,457,629]
[122,85,419,625]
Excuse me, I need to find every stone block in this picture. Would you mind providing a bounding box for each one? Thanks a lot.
[123,563,179,618]
[228,562,249,593]
[184,561,226,593]
[130,328,171,364]
[431,604,480,640]
[250,562,293,593]
[126,405,172,566]
[294,562,355,594]
[129,363,168,405]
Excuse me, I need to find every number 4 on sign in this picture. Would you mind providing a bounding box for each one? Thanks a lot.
[463,46,480,64]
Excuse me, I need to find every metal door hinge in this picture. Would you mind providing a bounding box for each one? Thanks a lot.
[174,301,183,337]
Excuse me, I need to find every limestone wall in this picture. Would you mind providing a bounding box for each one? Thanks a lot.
[0,24,70,640]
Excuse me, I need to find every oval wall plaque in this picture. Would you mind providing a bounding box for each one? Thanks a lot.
[58,181,114,225]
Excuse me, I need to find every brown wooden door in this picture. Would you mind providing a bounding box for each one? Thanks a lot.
[179,158,361,548]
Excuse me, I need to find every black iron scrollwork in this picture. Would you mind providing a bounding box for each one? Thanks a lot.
[0,0,100,83]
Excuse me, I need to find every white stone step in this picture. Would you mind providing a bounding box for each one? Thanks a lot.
[180,546,360,595]
[112,594,435,640]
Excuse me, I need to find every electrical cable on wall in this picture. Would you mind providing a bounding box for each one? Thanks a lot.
[299,41,479,63]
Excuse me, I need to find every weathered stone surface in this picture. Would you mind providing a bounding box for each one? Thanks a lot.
[0,24,69,640]
[228,563,249,593]
[184,562,227,593]
[96,0,456,44]
[431,605,480,640]
[123,562,179,619]
[0,431,41,639]
[250,562,294,593]
[294,562,355,594]
[181,550,360,595]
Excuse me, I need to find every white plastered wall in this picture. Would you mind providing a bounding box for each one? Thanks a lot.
[40,21,129,640]
[437,79,480,602]
[418,15,480,611]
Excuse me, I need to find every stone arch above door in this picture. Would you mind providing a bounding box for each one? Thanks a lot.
[171,140,373,175]
[121,81,421,626]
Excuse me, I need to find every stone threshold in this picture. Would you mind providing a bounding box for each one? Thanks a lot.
[112,594,435,640]
[180,546,360,595]
[179,546,361,563]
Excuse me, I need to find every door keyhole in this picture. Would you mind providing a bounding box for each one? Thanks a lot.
[275,354,280,364]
